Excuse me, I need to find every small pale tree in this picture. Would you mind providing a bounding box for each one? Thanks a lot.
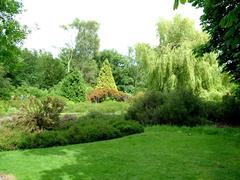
[96,59,117,90]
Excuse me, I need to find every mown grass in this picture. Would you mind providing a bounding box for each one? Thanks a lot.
[0,125,239,180]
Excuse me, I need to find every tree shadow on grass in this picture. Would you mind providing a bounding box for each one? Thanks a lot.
[23,145,92,180]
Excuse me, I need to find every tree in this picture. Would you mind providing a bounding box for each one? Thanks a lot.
[0,64,12,99]
[96,49,135,92]
[60,19,100,84]
[173,0,188,10]
[18,50,65,89]
[16,49,39,86]
[71,19,100,60]
[96,59,117,90]
[57,70,87,102]
[36,52,65,89]
[157,15,206,48]
[135,15,231,99]
[0,0,26,83]
[188,0,240,84]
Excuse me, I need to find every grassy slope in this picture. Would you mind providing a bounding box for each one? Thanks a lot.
[0,126,239,180]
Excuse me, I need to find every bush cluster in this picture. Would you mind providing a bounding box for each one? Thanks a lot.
[127,89,240,126]
[205,94,240,125]
[126,90,207,126]
[15,118,143,150]
[16,96,65,132]
[87,88,129,103]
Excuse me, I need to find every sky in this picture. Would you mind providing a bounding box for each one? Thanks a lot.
[18,0,203,56]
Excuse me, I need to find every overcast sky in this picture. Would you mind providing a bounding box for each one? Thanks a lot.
[18,0,203,56]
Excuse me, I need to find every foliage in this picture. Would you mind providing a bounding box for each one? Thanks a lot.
[173,0,188,10]
[1,114,143,150]
[56,70,87,102]
[96,59,118,90]
[219,95,240,125]
[68,19,100,60]
[16,49,39,85]
[157,15,205,48]
[96,49,136,92]
[0,64,12,99]
[17,49,65,89]
[190,0,240,84]
[126,90,207,126]
[16,97,65,132]
[18,119,143,150]
[87,88,129,103]
[60,19,100,84]
[205,95,240,125]
[0,0,26,83]
[135,15,231,99]
[77,60,99,85]
[63,100,130,114]
[13,85,48,98]
[36,52,65,89]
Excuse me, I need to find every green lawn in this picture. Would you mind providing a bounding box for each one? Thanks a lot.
[0,126,239,180]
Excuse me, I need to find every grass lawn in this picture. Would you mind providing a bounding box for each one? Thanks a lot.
[0,126,239,180]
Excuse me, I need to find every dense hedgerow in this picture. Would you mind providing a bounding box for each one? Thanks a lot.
[126,90,208,126]
[10,117,144,149]
[0,114,143,150]
[204,95,240,125]
[127,89,240,126]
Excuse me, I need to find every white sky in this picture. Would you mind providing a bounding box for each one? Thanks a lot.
[18,0,202,56]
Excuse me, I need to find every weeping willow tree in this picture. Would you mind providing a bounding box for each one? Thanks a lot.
[135,15,232,100]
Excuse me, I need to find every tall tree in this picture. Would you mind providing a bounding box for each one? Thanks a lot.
[0,0,26,82]
[96,49,136,92]
[135,15,231,99]
[189,0,240,84]
[70,19,100,60]
[36,52,65,89]
[60,19,100,84]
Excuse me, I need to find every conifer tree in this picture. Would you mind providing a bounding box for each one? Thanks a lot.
[96,59,117,90]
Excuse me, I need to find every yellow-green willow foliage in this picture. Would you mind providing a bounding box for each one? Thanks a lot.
[134,15,232,100]
[135,43,230,99]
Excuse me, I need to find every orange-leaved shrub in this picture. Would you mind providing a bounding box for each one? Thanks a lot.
[87,88,129,103]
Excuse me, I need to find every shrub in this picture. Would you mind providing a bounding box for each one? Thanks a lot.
[57,70,87,102]
[126,89,207,126]
[16,96,65,132]
[16,118,144,150]
[219,95,240,125]
[13,85,48,99]
[87,88,129,103]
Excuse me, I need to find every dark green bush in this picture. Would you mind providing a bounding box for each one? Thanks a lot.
[57,70,87,102]
[16,96,65,132]
[126,90,207,126]
[16,118,144,150]
[204,95,240,125]
[219,95,240,125]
